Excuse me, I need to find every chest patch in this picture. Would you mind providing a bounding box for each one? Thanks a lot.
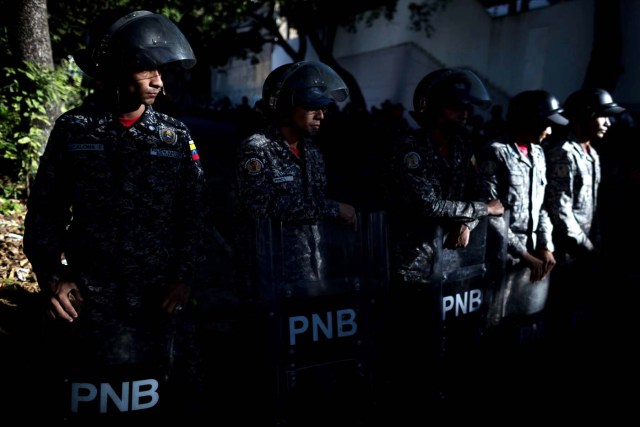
[273,175,294,183]
[245,158,264,175]
[68,143,104,152]
[150,148,181,159]
[404,152,421,170]
[160,127,178,145]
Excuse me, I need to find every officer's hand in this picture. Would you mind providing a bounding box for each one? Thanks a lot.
[523,252,546,282]
[338,202,356,226]
[47,280,83,322]
[444,223,470,249]
[536,249,556,277]
[487,199,504,216]
[161,282,191,315]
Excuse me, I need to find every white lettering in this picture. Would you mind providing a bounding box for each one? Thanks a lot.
[442,289,483,320]
[288,308,359,345]
[336,309,357,338]
[71,383,97,413]
[289,316,309,346]
[100,382,128,413]
[70,379,160,414]
[131,379,159,411]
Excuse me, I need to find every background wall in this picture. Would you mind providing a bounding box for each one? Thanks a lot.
[211,0,637,124]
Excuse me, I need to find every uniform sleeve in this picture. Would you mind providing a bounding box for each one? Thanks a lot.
[478,144,527,257]
[392,146,489,224]
[23,120,74,291]
[477,143,501,202]
[174,131,209,288]
[236,139,277,219]
[545,146,592,252]
[536,207,555,253]
[307,145,340,221]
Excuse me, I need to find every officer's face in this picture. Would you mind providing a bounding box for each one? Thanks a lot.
[291,105,327,136]
[537,125,552,143]
[589,115,612,139]
[127,69,164,106]
[436,104,470,134]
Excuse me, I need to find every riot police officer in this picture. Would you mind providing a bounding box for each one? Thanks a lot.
[478,90,568,348]
[230,61,360,424]
[23,9,208,419]
[543,87,625,349]
[233,61,356,294]
[382,68,504,417]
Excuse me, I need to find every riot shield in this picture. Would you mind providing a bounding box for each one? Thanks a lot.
[436,218,492,340]
[430,217,503,404]
[489,211,550,347]
[41,284,190,423]
[382,215,506,414]
[250,211,388,425]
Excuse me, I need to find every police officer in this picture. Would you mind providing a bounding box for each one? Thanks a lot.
[478,90,567,348]
[230,61,359,424]
[23,9,207,418]
[543,88,625,348]
[383,68,504,417]
[233,61,356,293]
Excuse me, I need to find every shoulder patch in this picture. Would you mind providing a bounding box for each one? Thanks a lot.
[244,157,264,175]
[160,127,178,145]
[189,140,200,161]
[403,151,421,169]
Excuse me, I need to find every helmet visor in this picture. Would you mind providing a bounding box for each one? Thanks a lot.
[284,62,349,109]
[435,69,492,110]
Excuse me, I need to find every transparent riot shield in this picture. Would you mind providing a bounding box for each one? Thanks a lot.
[487,209,551,320]
[485,209,551,348]
[41,280,192,423]
[430,217,498,404]
[251,211,388,425]
[381,216,504,416]
[435,217,492,346]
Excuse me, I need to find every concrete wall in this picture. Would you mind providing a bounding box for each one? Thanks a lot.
[485,0,595,104]
[211,0,638,118]
[330,0,599,118]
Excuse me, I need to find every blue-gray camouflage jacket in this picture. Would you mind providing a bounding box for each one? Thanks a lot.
[544,134,601,256]
[233,125,342,288]
[23,103,208,293]
[387,128,489,283]
[479,139,554,265]
[235,125,340,223]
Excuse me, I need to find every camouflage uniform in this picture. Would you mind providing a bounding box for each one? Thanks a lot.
[479,140,554,264]
[23,103,208,368]
[543,129,604,355]
[234,125,341,291]
[387,128,489,283]
[479,139,554,319]
[544,134,600,259]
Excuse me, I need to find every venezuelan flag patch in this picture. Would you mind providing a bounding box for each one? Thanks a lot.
[189,140,200,161]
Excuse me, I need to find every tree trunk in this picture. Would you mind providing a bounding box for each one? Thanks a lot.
[8,0,54,68]
[7,0,58,194]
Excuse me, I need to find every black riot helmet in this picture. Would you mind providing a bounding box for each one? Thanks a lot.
[563,88,625,122]
[73,10,196,80]
[411,67,491,126]
[261,61,349,121]
[507,90,568,133]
